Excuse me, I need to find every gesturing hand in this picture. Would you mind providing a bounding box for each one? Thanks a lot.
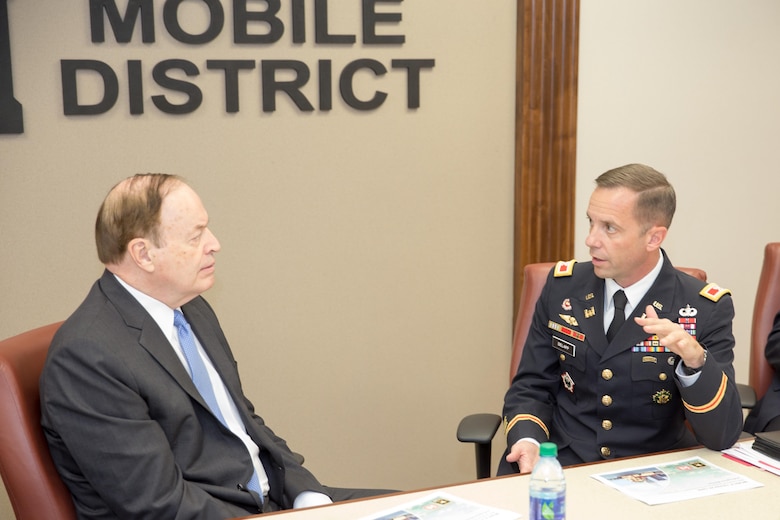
[634,305,706,369]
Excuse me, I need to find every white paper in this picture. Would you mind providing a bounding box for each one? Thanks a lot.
[722,440,780,476]
[591,456,763,505]
[356,491,521,520]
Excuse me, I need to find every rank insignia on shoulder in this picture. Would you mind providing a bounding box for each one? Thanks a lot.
[699,283,732,302]
[554,260,577,277]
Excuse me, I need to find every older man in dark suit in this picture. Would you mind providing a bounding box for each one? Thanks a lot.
[41,174,389,519]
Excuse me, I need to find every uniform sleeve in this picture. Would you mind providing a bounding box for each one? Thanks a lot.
[677,293,743,450]
[502,270,561,447]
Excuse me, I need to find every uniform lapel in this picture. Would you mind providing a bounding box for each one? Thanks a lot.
[571,276,609,356]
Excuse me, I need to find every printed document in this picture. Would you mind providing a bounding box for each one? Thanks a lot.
[591,456,762,505]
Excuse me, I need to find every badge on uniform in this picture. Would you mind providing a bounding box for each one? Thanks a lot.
[559,314,579,327]
[561,371,575,393]
[679,304,698,338]
[549,322,585,343]
[652,389,672,404]
[633,335,669,353]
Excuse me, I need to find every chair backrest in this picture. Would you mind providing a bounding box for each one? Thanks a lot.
[508,263,707,383]
[0,322,76,520]
[750,243,780,401]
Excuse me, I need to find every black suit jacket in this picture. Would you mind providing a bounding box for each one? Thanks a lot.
[745,311,780,433]
[500,252,743,472]
[41,270,327,519]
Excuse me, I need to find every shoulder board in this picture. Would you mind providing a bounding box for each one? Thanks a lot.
[553,260,577,278]
[699,283,732,302]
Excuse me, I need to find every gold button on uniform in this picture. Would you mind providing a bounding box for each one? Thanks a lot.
[602,420,612,431]
[600,446,611,457]
[560,354,565,362]
[601,395,613,407]
[659,373,667,381]
[601,369,613,381]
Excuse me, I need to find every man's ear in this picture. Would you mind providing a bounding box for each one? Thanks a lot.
[646,226,668,251]
[127,238,155,272]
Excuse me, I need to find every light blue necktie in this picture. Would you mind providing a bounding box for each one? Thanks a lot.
[173,310,263,499]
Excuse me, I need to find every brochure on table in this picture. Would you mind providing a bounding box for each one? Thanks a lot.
[591,456,763,505]
[356,491,521,520]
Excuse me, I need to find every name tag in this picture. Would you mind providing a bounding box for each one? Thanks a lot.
[552,336,576,358]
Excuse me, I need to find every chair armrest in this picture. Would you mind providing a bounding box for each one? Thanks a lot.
[457,413,501,444]
[737,383,757,409]
[457,413,501,479]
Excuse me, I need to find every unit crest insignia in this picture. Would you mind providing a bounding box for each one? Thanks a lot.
[652,389,672,404]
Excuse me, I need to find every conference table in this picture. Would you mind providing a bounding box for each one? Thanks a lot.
[251,445,780,519]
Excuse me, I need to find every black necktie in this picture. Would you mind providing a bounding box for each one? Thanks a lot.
[607,290,627,342]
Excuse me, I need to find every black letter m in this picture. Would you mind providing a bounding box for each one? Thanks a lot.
[90,0,155,43]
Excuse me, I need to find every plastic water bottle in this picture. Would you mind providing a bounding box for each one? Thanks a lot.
[529,442,566,520]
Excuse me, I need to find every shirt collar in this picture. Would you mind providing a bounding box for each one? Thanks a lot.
[604,250,664,314]
[113,274,177,344]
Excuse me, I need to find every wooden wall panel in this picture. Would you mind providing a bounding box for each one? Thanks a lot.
[514,0,579,320]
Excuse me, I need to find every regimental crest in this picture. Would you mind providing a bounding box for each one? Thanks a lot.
[652,389,672,404]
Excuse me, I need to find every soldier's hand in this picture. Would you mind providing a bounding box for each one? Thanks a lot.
[505,440,540,474]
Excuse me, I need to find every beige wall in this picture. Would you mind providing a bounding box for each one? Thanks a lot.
[0,1,517,516]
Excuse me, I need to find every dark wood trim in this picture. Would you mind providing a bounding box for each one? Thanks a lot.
[514,0,579,321]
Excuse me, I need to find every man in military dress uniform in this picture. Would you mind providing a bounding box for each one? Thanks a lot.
[498,164,743,475]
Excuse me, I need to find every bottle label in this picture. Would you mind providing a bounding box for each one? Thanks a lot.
[529,493,565,520]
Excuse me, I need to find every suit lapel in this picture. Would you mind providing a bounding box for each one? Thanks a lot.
[99,271,215,411]
[181,303,243,402]
[181,302,290,479]
[100,271,289,495]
